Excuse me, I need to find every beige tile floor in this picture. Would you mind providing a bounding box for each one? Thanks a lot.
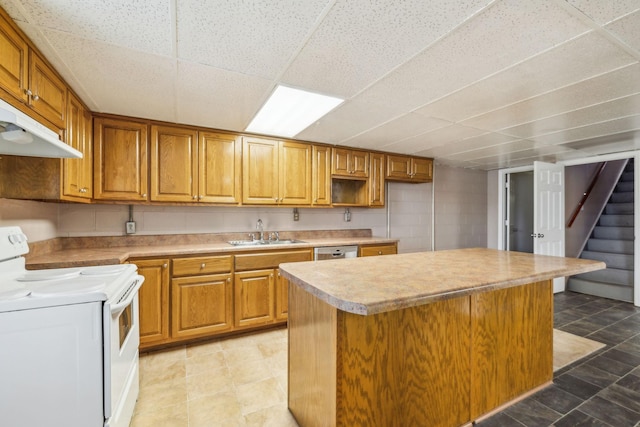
[131,326,297,427]
[131,327,603,427]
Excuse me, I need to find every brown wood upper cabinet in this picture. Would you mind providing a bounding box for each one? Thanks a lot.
[63,92,92,200]
[242,136,311,205]
[332,147,369,178]
[0,12,28,103]
[312,145,331,206]
[369,152,385,207]
[0,13,66,130]
[150,125,198,202]
[386,154,433,182]
[93,117,149,201]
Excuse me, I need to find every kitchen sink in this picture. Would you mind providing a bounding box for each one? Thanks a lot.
[228,239,306,246]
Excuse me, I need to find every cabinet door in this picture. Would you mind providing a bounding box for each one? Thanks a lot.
[62,93,91,199]
[332,147,351,176]
[234,269,275,328]
[172,273,233,339]
[279,141,311,205]
[134,259,170,347]
[369,152,385,207]
[0,14,28,102]
[28,51,66,129]
[275,269,288,321]
[199,131,241,204]
[312,145,331,206]
[386,155,412,180]
[150,125,198,202]
[412,158,433,182]
[94,117,148,201]
[242,137,279,204]
[81,109,93,197]
[350,150,369,178]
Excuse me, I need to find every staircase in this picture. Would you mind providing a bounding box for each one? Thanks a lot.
[567,159,634,302]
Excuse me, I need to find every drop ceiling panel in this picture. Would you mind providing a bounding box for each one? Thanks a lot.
[566,0,640,25]
[281,0,493,98]
[561,130,640,156]
[461,64,640,132]
[423,132,518,158]
[8,0,173,55]
[416,31,636,123]
[346,0,592,117]
[501,93,640,138]
[175,61,272,131]
[40,29,177,121]
[530,114,640,146]
[342,113,451,149]
[176,0,331,79]
[381,124,486,154]
[604,9,640,53]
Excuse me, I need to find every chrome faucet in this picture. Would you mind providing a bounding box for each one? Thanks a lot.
[256,219,264,241]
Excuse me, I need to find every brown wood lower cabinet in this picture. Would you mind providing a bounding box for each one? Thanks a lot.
[135,248,312,350]
[359,243,398,257]
[234,269,275,329]
[171,273,233,339]
[132,258,170,348]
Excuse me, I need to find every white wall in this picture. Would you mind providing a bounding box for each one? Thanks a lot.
[388,181,432,253]
[487,170,499,249]
[0,198,58,242]
[434,165,488,250]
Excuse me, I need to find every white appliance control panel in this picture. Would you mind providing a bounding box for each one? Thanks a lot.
[0,226,29,260]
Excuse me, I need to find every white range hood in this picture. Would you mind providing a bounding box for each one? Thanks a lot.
[0,99,82,159]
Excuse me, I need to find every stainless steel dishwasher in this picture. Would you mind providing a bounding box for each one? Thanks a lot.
[313,245,358,260]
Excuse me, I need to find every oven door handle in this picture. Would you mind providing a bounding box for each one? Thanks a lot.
[109,276,144,317]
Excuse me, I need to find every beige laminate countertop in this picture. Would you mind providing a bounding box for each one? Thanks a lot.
[25,236,397,269]
[279,248,606,315]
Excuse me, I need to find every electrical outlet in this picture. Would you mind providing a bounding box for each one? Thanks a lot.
[125,221,136,234]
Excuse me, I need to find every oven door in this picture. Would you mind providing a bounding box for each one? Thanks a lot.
[103,275,144,427]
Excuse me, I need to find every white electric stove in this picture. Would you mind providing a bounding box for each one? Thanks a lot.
[0,226,144,427]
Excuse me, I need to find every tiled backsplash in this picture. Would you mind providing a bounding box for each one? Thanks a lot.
[0,165,488,253]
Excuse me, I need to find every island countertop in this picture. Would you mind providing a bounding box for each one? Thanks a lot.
[279,247,605,315]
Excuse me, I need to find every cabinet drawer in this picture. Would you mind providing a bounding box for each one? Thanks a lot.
[235,249,312,271]
[173,255,232,276]
[359,244,397,257]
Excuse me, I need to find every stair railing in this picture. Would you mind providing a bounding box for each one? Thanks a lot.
[567,162,607,228]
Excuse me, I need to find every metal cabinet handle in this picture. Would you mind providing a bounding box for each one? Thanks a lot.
[227,278,231,284]
[141,193,147,197]
[199,195,203,200]
[162,263,168,268]
[378,251,382,255]
[201,263,206,269]
[192,195,198,200]
[25,89,32,96]
[33,95,39,101]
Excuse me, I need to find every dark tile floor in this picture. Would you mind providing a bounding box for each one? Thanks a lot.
[478,291,640,427]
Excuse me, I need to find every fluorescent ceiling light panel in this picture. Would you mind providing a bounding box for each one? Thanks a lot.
[246,85,344,137]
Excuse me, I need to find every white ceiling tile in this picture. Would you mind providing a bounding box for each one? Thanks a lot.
[460,63,640,131]
[341,113,451,150]
[422,132,518,157]
[380,124,486,154]
[281,0,493,98]
[566,0,640,25]
[346,0,592,116]
[8,0,173,55]
[41,29,177,121]
[501,93,640,138]
[559,130,640,155]
[530,114,640,146]
[0,0,26,20]
[176,0,331,79]
[175,61,272,131]
[417,31,636,122]
[604,9,640,54]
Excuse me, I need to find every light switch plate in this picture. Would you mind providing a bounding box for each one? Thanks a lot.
[126,221,136,234]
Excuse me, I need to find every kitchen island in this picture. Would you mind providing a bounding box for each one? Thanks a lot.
[279,248,605,427]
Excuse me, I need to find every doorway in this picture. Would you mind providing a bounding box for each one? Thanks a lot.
[506,171,534,253]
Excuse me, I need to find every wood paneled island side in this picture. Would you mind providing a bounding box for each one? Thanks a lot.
[279,248,605,427]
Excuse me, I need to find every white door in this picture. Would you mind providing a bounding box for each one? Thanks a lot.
[533,161,565,293]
